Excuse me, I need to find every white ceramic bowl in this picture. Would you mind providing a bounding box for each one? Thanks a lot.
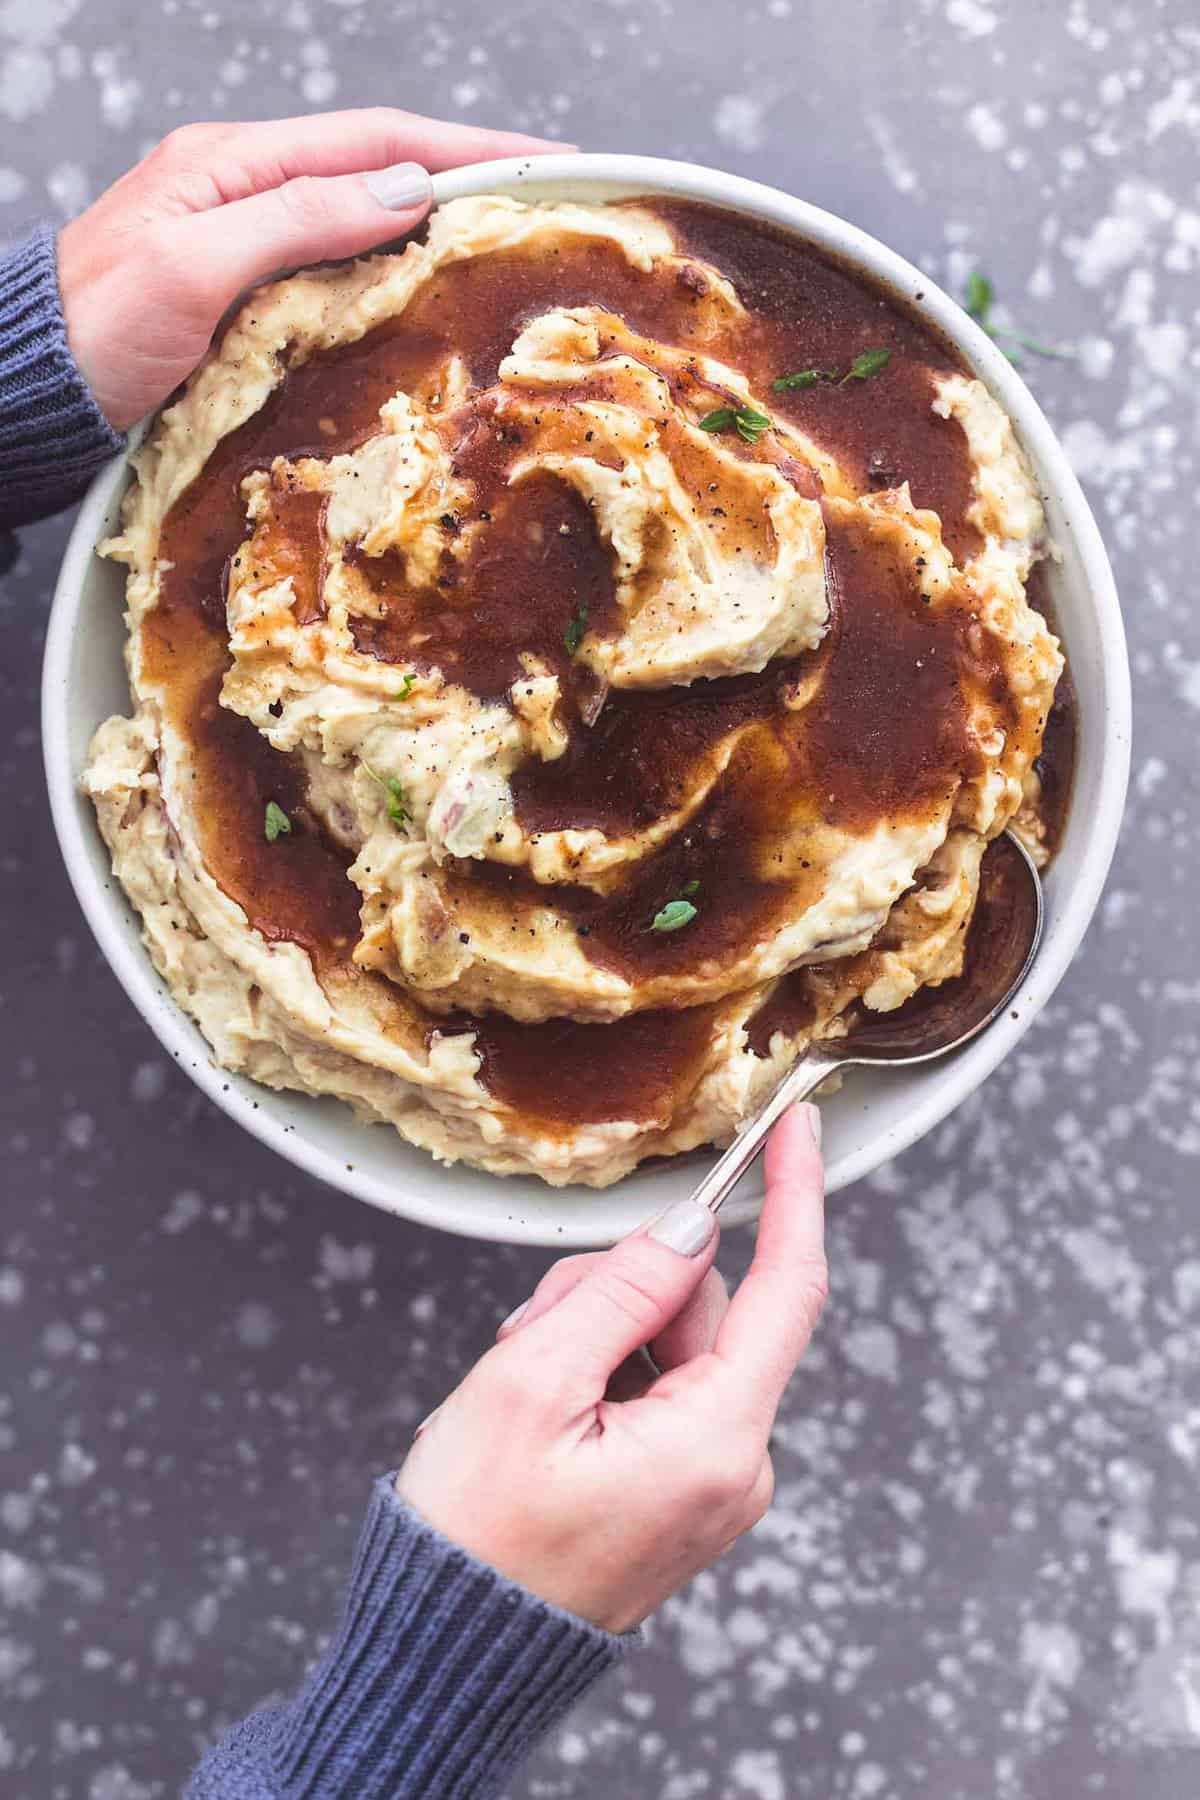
[42,154,1130,1246]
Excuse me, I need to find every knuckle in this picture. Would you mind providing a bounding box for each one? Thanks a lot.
[544,1252,590,1287]
[155,122,222,165]
[277,174,336,232]
[518,1253,593,1324]
[796,1254,831,1321]
[591,1264,664,1336]
[746,1456,775,1526]
[689,1446,761,1515]
[695,1468,745,1514]
[473,1345,537,1418]
[477,1342,572,1423]
[366,103,412,135]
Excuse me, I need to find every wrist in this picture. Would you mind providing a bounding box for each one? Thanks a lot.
[394,1461,632,1635]
[57,217,127,431]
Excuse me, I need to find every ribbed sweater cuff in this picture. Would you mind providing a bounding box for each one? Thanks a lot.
[0,225,124,529]
[270,1476,627,1798]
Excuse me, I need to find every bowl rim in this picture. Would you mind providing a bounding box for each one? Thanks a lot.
[41,151,1131,1244]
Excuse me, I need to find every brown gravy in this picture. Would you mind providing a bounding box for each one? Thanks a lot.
[657,202,982,565]
[444,737,818,990]
[144,198,1075,1132]
[349,460,621,703]
[432,1003,719,1128]
[1024,562,1078,854]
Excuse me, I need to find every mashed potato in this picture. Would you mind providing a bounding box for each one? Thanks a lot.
[86,195,1065,1186]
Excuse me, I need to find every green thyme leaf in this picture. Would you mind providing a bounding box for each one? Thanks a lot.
[964,271,994,323]
[392,673,416,701]
[772,368,827,391]
[384,778,411,827]
[1000,327,1076,361]
[650,898,698,933]
[264,800,291,843]
[774,353,889,391]
[563,606,589,656]
[962,271,1075,363]
[363,764,411,830]
[682,878,701,897]
[735,406,771,443]
[700,404,771,444]
[842,348,892,384]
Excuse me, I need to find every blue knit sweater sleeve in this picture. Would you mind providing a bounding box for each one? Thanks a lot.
[0,225,124,538]
[185,1477,627,1799]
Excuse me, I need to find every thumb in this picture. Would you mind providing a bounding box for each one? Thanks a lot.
[169,161,434,307]
[522,1199,719,1391]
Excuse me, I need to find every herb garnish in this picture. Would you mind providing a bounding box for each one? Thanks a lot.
[650,898,698,933]
[772,366,837,391]
[963,271,1074,361]
[392,673,416,701]
[699,404,772,444]
[773,348,892,391]
[264,800,291,843]
[364,764,411,830]
[682,879,701,897]
[842,347,892,383]
[563,606,589,656]
[963,271,994,323]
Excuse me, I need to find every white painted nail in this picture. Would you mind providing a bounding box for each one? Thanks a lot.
[647,1197,716,1257]
[498,1300,528,1335]
[364,161,434,212]
[805,1101,822,1149]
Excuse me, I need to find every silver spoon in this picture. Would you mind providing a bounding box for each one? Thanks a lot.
[689,829,1044,1215]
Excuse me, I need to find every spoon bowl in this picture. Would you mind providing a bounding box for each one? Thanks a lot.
[834,831,1043,1065]
[690,830,1044,1214]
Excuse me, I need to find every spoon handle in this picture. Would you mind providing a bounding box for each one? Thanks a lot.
[689,1046,841,1216]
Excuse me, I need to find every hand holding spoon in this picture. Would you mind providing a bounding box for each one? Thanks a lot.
[689,830,1044,1215]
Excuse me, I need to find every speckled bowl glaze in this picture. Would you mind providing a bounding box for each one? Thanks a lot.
[42,154,1130,1246]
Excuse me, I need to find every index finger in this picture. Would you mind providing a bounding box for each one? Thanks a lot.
[168,109,574,203]
[713,1104,827,1414]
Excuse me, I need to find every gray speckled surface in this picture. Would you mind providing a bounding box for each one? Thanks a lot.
[1,2,1198,1796]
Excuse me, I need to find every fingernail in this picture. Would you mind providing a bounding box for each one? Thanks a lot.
[364,161,434,212]
[497,1300,528,1336]
[647,1197,717,1257]
[804,1102,823,1149]
[413,1403,441,1438]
